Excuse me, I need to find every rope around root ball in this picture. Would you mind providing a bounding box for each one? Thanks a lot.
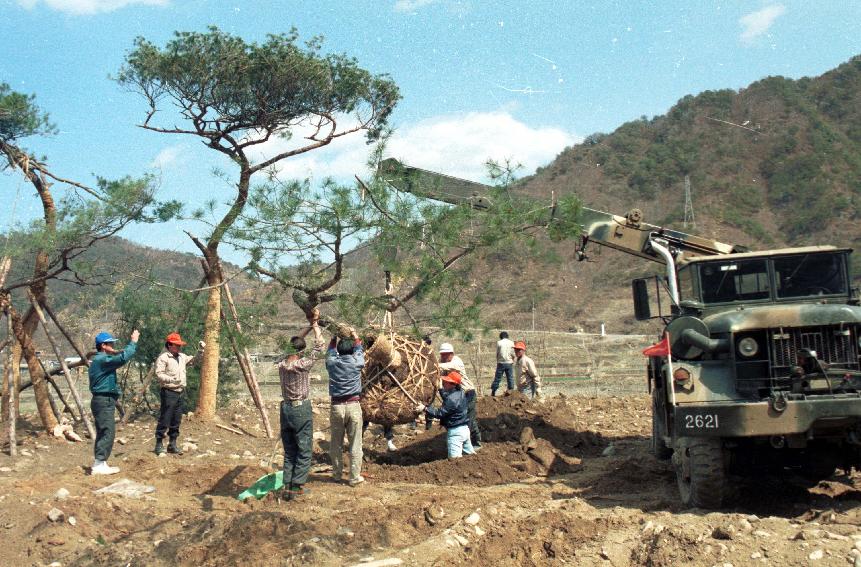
[361,333,438,426]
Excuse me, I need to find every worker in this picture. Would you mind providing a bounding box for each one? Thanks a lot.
[514,340,543,400]
[154,332,205,456]
[88,329,139,475]
[277,310,324,499]
[415,370,474,458]
[438,343,481,449]
[325,328,366,487]
[491,331,516,396]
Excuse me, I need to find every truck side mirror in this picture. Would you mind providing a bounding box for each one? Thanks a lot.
[633,279,651,320]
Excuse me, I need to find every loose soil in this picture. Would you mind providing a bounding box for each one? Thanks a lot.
[3,392,861,566]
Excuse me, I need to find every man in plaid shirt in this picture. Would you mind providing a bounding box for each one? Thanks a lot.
[277,310,324,499]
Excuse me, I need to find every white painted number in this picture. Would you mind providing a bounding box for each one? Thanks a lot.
[684,414,719,429]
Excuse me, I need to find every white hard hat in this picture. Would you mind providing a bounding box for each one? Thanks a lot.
[439,342,454,354]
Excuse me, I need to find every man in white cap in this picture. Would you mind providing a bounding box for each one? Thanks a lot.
[438,343,482,449]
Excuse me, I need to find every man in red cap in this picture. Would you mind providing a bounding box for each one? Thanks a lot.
[514,341,543,400]
[154,332,205,455]
[415,370,474,458]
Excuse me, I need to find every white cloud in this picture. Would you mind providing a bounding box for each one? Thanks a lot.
[386,112,579,181]
[739,4,786,43]
[149,145,186,170]
[393,0,438,13]
[248,111,579,184]
[16,0,168,15]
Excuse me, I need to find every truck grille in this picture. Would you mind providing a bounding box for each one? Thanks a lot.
[770,325,859,375]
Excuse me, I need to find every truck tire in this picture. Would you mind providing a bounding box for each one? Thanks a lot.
[675,438,725,509]
[651,394,672,460]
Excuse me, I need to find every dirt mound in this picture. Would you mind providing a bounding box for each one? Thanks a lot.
[363,393,601,485]
[588,454,676,496]
[466,506,603,566]
[477,391,609,456]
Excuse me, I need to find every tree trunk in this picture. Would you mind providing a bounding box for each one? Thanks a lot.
[9,306,58,431]
[196,283,222,420]
[17,174,61,432]
[192,166,251,421]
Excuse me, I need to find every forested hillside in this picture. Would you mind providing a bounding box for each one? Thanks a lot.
[471,55,861,334]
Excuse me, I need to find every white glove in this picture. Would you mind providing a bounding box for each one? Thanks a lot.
[415,403,426,413]
[199,341,206,349]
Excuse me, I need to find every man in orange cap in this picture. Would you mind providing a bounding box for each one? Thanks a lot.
[513,341,543,400]
[415,370,475,458]
[154,332,205,455]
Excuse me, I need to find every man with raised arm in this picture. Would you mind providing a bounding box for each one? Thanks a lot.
[277,310,324,499]
[325,328,366,487]
[88,329,139,475]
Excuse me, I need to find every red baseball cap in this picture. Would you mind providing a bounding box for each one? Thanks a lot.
[165,332,187,346]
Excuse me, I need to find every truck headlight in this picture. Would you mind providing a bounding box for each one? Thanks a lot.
[673,367,691,382]
[737,337,759,358]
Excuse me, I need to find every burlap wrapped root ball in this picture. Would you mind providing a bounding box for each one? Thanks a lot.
[361,333,439,426]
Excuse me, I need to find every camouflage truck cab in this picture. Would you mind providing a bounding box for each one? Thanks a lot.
[641,246,861,508]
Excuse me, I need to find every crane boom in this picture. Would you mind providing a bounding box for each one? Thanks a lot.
[378,158,746,264]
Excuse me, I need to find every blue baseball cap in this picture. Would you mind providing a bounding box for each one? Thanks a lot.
[95,332,118,348]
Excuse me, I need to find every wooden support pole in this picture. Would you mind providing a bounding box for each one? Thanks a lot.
[216,423,245,436]
[3,312,16,457]
[222,280,273,439]
[0,258,17,453]
[35,359,78,421]
[46,375,78,420]
[221,312,273,439]
[27,293,96,440]
[41,301,90,365]
[37,360,62,425]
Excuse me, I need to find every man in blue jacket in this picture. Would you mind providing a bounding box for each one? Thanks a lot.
[88,329,139,475]
[416,370,475,458]
[325,329,366,486]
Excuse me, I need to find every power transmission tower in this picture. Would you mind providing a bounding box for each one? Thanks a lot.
[683,174,696,229]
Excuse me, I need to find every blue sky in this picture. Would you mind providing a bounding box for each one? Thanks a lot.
[2,0,860,263]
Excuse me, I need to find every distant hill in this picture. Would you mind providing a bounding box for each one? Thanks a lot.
[4,236,207,311]
[524,55,861,248]
[462,55,861,335]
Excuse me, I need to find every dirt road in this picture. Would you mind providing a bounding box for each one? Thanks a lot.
[2,393,861,566]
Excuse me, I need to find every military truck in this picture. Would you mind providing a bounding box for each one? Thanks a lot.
[380,158,861,508]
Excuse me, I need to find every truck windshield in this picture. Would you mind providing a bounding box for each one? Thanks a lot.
[699,259,769,303]
[774,253,847,298]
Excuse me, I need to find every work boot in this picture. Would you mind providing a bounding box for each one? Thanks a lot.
[287,485,308,500]
[491,389,497,397]
[91,461,120,475]
[167,438,183,455]
[154,438,165,455]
